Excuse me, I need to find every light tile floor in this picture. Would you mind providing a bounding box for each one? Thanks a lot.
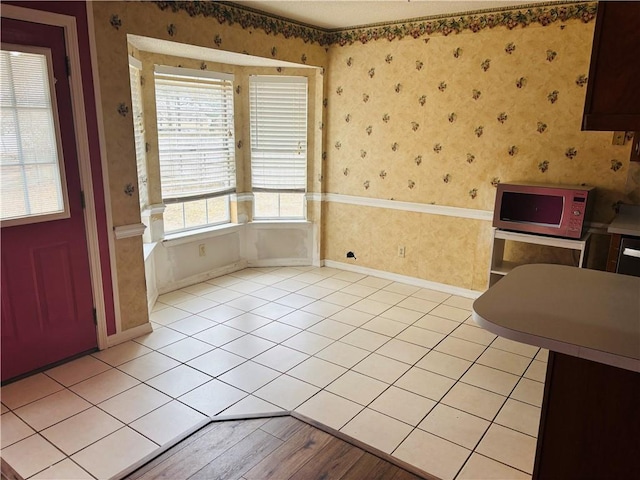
[1,266,547,480]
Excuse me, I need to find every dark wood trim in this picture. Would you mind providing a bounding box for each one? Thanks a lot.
[606,233,622,272]
[582,114,640,132]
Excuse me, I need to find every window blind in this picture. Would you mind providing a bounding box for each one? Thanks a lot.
[249,76,307,192]
[154,66,236,203]
[128,57,147,208]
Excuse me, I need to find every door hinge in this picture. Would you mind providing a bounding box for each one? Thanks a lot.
[65,56,71,77]
[80,190,86,209]
[92,308,97,325]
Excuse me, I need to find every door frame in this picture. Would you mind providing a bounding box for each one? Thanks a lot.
[1,4,109,349]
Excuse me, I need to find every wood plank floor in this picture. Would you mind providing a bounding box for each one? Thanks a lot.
[126,416,429,480]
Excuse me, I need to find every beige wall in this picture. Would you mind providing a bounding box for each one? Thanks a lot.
[323,12,634,290]
[92,1,636,325]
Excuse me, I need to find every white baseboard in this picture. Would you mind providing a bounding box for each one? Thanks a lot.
[323,260,483,299]
[157,260,249,295]
[106,322,153,348]
[247,258,312,268]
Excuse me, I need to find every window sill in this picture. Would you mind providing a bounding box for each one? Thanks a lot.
[162,223,243,247]
[250,220,311,227]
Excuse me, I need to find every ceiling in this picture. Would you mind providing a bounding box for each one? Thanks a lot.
[236,0,551,30]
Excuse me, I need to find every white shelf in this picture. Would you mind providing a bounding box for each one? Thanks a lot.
[488,229,592,287]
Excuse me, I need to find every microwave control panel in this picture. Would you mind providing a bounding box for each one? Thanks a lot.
[568,195,588,232]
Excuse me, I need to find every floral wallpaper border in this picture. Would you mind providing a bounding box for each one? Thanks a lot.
[153,1,597,46]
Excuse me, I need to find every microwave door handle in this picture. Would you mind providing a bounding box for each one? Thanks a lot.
[622,247,640,259]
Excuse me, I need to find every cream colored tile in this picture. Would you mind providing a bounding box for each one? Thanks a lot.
[131,401,207,446]
[193,324,245,347]
[325,371,387,406]
[45,356,111,387]
[378,306,425,324]
[227,280,263,294]
[277,310,324,329]
[383,282,421,296]
[450,324,497,346]
[524,360,548,382]
[394,429,471,480]
[40,407,123,455]
[271,278,308,292]
[251,286,289,301]
[352,353,410,384]
[1,403,8,414]
[315,341,370,368]
[181,282,219,296]
[369,386,436,426]
[367,290,406,305]
[288,357,347,388]
[491,337,540,358]
[275,293,315,308]
[443,295,475,310]
[292,272,326,285]
[296,284,333,299]
[495,398,542,437]
[206,275,243,287]
[329,308,375,327]
[71,427,157,479]
[342,408,412,454]
[252,345,309,372]
[412,288,451,303]
[332,271,366,283]
[98,383,171,424]
[322,291,360,307]
[202,288,244,303]
[157,290,197,306]
[282,331,334,355]
[341,283,378,297]
[307,318,356,340]
[254,375,319,410]
[295,391,363,430]
[218,361,280,393]
[1,411,35,447]
[164,316,217,335]
[350,298,391,316]
[357,276,392,289]
[174,297,219,314]
[132,327,187,350]
[225,296,269,312]
[461,364,520,396]
[476,423,537,474]
[397,297,439,313]
[511,378,545,407]
[434,336,486,362]
[179,380,247,416]
[476,348,532,376]
[315,277,351,291]
[413,314,460,335]
[361,317,407,337]
[187,348,246,377]
[535,348,549,363]
[199,304,245,322]
[92,341,152,367]
[457,453,530,480]
[14,390,91,431]
[395,367,455,402]
[416,350,472,380]
[118,351,180,382]
[441,382,507,421]
[149,306,192,325]
[70,369,139,404]
[252,322,301,343]
[146,365,211,398]
[0,433,65,478]
[429,304,470,322]
[396,326,445,349]
[31,459,94,480]
[221,334,276,358]
[340,328,389,351]
[220,395,284,416]
[418,404,490,450]
[158,337,215,363]
[376,339,429,364]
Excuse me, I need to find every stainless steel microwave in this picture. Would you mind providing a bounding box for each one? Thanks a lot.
[493,183,595,239]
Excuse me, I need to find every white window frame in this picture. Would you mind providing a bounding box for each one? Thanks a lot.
[0,43,70,227]
[128,55,147,210]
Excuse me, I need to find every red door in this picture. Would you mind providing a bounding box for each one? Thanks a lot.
[1,18,97,381]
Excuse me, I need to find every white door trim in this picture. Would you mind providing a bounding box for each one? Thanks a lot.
[1,4,110,349]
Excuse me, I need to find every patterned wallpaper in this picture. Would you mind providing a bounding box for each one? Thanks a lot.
[324,19,632,222]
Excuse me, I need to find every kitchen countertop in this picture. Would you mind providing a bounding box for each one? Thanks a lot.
[473,264,640,372]
[608,204,640,236]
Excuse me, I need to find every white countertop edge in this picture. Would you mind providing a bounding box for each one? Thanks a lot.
[472,311,640,373]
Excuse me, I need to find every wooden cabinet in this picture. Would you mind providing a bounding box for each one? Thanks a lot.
[582,2,640,131]
[488,229,591,287]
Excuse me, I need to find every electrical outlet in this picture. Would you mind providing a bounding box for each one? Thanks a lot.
[198,244,206,257]
[398,246,406,257]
